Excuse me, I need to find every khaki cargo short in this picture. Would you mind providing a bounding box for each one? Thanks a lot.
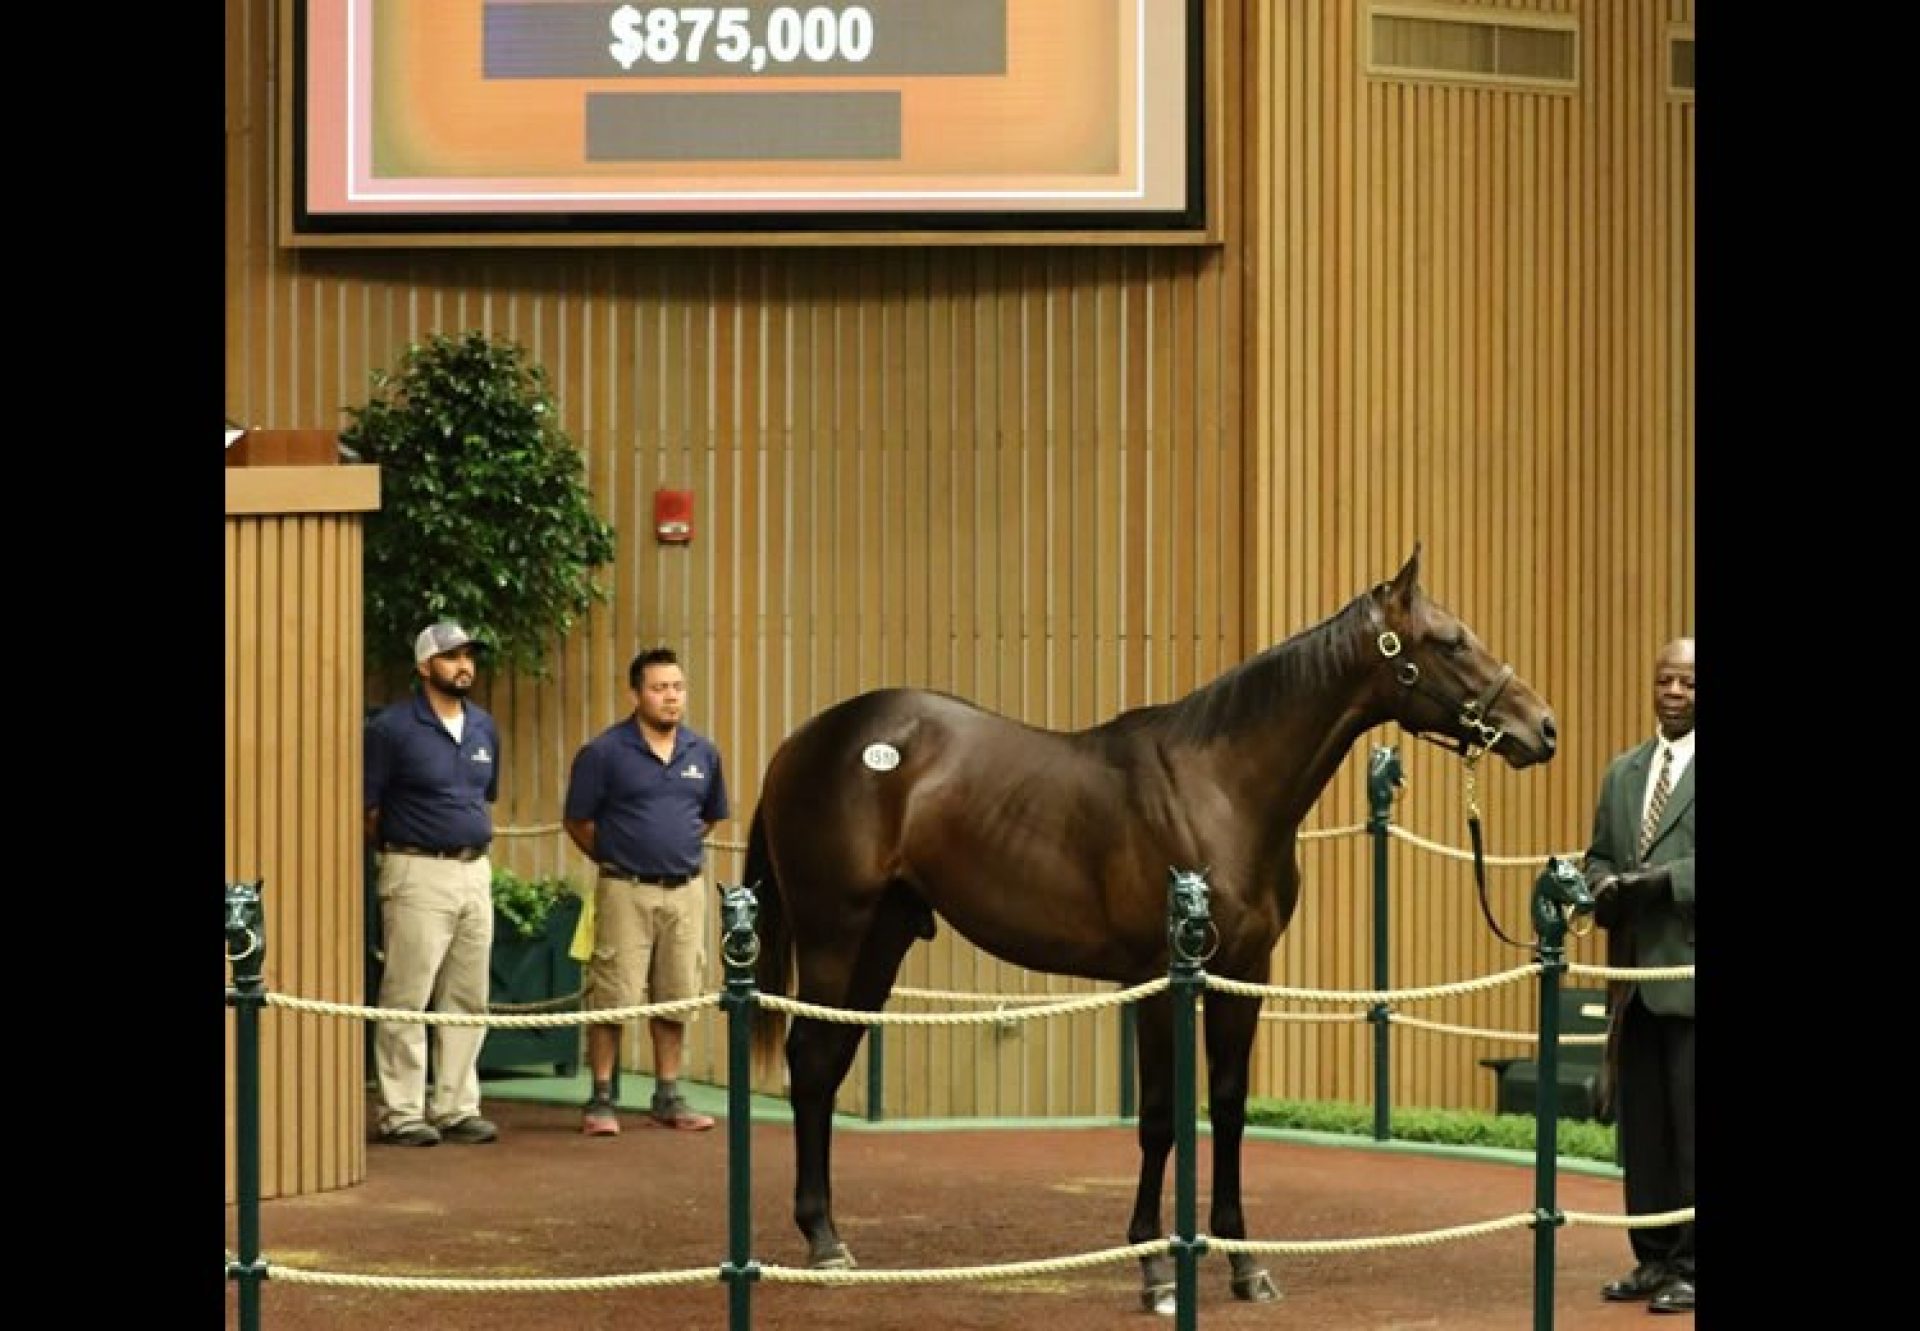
[582,874,708,1013]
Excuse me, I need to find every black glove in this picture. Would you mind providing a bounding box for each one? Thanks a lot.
[1590,867,1672,928]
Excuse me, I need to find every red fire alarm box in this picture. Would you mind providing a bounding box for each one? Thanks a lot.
[654,489,694,544]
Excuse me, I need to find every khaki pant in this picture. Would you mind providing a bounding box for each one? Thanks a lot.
[583,875,707,1011]
[373,853,494,1132]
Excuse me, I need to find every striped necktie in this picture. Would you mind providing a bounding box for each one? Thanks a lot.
[1639,747,1673,859]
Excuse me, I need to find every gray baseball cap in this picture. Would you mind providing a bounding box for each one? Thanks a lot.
[414,621,478,665]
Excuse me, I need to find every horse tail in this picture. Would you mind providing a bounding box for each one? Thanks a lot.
[745,804,791,1076]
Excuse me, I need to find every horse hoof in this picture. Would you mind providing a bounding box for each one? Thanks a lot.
[1230,1268,1281,1303]
[1140,1282,1175,1316]
[810,1243,856,1270]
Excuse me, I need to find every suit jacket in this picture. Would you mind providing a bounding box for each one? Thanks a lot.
[1582,737,1696,1017]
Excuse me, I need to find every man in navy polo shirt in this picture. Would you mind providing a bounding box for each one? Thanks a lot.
[364,621,502,1147]
[564,646,730,1135]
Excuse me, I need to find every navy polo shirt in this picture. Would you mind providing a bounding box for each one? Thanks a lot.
[564,718,729,877]
[365,692,500,850]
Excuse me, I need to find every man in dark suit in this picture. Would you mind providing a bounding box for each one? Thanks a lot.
[1583,636,1696,1314]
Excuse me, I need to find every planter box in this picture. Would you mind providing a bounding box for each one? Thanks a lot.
[480,895,584,1077]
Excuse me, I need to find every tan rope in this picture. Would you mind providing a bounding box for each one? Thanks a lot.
[1206,964,1543,1006]
[264,992,714,1027]
[1298,823,1366,842]
[1387,1013,1608,1045]
[252,802,1695,1296]
[266,962,1685,1031]
[232,1205,1700,1294]
[1564,1207,1696,1230]
[759,1240,1171,1287]
[234,951,1700,1300]
[1209,1212,1536,1255]
[234,1257,713,1293]
[1568,962,1695,983]
[1386,825,1583,867]
[762,979,1168,1027]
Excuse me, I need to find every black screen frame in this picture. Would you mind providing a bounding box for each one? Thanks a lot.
[282,0,1216,248]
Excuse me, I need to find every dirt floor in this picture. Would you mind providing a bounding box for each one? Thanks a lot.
[223,1098,1672,1331]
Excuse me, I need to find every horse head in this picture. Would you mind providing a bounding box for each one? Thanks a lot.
[1165,868,1217,964]
[718,881,762,971]
[1368,544,1558,769]
[224,879,263,966]
[1531,856,1596,936]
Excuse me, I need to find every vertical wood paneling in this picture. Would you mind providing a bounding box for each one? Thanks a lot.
[228,0,1690,1137]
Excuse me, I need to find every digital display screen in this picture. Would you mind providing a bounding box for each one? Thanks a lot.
[287,0,1208,243]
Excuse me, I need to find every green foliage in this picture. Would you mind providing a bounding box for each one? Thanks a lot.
[343,331,618,682]
[1244,1097,1617,1165]
[490,867,578,941]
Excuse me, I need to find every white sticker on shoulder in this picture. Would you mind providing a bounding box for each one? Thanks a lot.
[862,742,901,772]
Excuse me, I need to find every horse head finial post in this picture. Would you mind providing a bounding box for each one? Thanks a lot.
[225,879,265,988]
[1366,744,1403,829]
[1166,868,1216,966]
[720,882,761,976]
[1530,856,1594,947]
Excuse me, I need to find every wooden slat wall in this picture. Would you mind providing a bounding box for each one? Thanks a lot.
[1246,0,1695,1114]
[225,506,367,1202]
[225,0,1692,1137]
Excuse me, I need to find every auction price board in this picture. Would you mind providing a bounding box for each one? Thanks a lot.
[292,0,1203,229]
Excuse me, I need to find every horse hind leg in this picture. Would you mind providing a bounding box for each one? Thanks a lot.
[786,1009,862,1268]
[787,887,926,1270]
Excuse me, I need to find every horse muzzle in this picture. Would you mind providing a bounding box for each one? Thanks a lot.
[1498,709,1557,768]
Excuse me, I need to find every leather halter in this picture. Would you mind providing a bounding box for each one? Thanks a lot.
[1375,628,1513,758]
[1375,627,1532,947]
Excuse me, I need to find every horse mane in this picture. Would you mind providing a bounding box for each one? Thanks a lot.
[1099,592,1376,744]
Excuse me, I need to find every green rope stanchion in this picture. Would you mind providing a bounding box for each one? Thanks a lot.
[1366,745,1403,1142]
[1167,868,1214,1331]
[1528,857,1597,1331]
[718,883,763,1331]
[224,880,268,1331]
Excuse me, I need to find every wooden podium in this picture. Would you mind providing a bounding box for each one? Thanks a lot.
[225,429,381,1202]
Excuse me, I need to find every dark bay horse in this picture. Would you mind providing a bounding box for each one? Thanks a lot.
[744,546,1558,1311]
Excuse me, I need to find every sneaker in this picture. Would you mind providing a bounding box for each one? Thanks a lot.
[647,1094,715,1132]
[582,1097,621,1137]
[378,1121,441,1147]
[438,1115,498,1144]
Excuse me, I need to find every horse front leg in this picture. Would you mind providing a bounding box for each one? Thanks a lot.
[786,1013,864,1268]
[1204,991,1280,1303]
[1127,993,1178,1315]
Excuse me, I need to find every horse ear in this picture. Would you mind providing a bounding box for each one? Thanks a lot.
[1387,542,1423,605]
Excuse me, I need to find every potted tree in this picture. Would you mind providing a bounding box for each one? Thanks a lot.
[344,329,618,691]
